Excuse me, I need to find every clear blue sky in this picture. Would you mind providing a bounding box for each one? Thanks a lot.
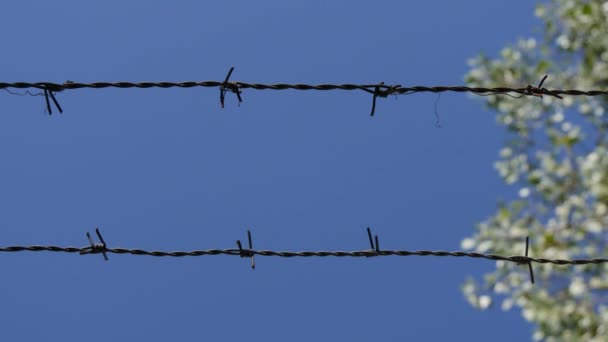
[1,1,539,340]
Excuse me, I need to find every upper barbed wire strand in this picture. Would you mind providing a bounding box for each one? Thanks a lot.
[0,81,606,97]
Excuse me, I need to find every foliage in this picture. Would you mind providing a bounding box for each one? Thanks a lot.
[461,0,608,340]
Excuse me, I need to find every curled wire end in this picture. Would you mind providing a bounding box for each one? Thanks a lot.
[434,93,442,128]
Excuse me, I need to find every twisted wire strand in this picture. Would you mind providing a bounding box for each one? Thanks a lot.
[1,244,607,266]
[0,81,607,97]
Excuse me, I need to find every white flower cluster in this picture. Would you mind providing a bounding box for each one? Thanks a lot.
[460,1,608,339]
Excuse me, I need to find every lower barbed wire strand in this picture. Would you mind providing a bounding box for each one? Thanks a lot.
[1,245,608,266]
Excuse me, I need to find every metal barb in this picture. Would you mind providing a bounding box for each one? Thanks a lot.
[219,66,243,108]
[526,75,563,100]
[367,227,375,250]
[366,227,380,257]
[43,88,52,115]
[370,83,402,116]
[537,75,548,89]
[519,236,535,284]
[80,228,108,261]
[43,87,63,115]
[370,83,383,116]
[236,230,255,270]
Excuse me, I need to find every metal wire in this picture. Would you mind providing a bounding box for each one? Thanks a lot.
[1,227,602,284]
[2,80,606,97]
[2,242,607,265]
[2,73,605,115]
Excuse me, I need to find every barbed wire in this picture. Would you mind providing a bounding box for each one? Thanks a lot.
[3,228,607,284]
[2,70,607,115]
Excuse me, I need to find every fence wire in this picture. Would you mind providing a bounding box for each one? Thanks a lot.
[2,70,607,115]
[2,228,606,284]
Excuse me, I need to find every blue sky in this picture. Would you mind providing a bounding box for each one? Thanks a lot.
[0,1,539,340]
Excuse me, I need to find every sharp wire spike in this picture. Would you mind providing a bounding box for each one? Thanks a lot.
[366,227,375,257]
[43,88,52,115]
[96,228,108,261]
[224,67,235,82]
[248,230,255,270]
[236,230,255,270]
[42,86,64,114]
[235,88,243,104]
[537,75,548,89]
[48,90,63,114]
[220,66,242,108]
[81,228,108,261]
[539,75,563,99]
[86,232,94,246]
[369,82,384,116]
[525,236,534,284]
[365,227,380,257]
[95,228,106,245]
[370,90,378,116]
[367,227,375,250]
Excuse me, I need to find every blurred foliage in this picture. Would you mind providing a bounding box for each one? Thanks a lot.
[462,0,608,340]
